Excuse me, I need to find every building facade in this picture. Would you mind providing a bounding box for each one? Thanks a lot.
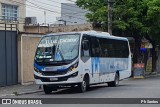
[0,0,26,87]
[56,3,88,26]
[0,0,26,31]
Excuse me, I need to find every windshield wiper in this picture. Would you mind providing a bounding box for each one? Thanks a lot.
[55,36,65,62]
[56,44,65,61]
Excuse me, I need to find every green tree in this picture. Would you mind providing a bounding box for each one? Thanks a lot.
[76,0,160,40]
[76,0,160,71]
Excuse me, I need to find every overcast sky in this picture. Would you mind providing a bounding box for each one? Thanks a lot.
[26,0,77,24]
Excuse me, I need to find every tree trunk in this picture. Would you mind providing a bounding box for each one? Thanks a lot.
[156,50,160,72]
[152,41,157,72]
[133,36,141,63]
[145,36,157,72]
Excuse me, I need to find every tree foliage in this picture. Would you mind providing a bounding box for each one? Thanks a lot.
[76,0,160,43]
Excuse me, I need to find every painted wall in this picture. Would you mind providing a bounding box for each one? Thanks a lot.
[19,34,43,84]
[61,3,88,25]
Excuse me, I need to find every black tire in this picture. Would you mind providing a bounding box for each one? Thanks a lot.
[108,73,119,87]
[86,84,90,91]
[43,85,53,94]
[78,75,89,93]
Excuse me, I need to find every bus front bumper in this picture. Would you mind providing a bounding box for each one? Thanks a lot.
[34,71,82,85]
[35,79,81,85]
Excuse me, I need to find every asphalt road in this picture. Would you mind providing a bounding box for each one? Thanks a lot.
[1,75,160,107]
[3,75,160,98]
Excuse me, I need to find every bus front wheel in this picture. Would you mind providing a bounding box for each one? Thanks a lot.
[108,73,119,87]
[78,75,89,92]
[43,85,57,94]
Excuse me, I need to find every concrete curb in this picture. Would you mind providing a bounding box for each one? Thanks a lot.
[16,90,43,96]
[145,73,160,78]
[126,73,160,80]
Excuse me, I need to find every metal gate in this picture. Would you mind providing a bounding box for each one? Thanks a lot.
[0,24,18,86]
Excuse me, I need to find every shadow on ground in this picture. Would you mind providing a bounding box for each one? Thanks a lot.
[44,83,127,95]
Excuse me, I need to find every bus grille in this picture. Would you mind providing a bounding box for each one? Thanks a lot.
[41,71,67,76]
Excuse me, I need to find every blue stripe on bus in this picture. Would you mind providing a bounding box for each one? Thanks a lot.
[91,57,100,77]
[34,62,45,71]
[91,58,129,76]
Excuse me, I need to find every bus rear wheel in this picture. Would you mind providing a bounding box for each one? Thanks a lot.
[108,73,119,87]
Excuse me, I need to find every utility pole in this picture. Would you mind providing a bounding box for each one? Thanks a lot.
[108,0,114,35]
[44,11,46,25]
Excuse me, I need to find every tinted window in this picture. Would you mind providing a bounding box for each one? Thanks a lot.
[90,37,101,57]
[99,38,129,58]
[81,35,91,57]
[35,34,80,64]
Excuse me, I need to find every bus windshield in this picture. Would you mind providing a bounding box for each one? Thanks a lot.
[35,34,80,64]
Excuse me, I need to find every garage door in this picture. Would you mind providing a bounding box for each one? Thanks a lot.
[0,30,18,86]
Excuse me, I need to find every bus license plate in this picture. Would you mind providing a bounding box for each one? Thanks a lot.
[50,78,58,81]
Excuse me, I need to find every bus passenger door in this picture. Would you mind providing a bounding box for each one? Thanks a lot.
[90,37,101,84]
[81,35,92,84]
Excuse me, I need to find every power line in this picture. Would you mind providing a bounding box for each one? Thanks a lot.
[7,0,55,14]
[26,3,57,14]
[27,0,87,20]
[26,1,59,13]
[26,0,59,14]
[5,0,87,25]
[26,0,87,21]
[7,0,86,21]
[46,0,88,13]
[31,0,88,14]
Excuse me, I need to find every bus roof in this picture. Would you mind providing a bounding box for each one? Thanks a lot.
[46,30,128,41]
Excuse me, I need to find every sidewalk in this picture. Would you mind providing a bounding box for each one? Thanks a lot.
[145,71,160,77]
[0,84,43,97]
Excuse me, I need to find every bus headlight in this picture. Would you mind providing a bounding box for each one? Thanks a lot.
[67,61,79,73]
[34,67,42,75]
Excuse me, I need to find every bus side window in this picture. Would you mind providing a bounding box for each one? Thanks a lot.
[99,38,109,57]
[91,37,101,57]
[81,40,90,57]
[81,35,91,62]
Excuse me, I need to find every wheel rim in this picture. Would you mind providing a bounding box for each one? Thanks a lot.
[82,80,87,92]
